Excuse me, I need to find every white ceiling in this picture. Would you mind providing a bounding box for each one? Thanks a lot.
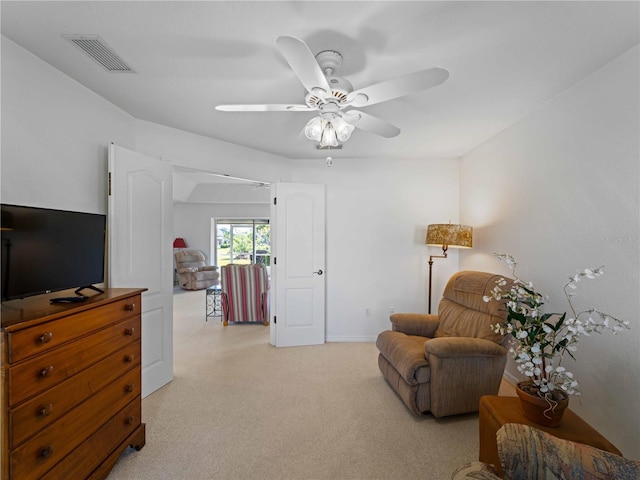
[2,1,639,160]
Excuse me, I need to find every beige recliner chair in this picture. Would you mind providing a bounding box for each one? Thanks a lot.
[175,249,219,290]
[376,270,511,417]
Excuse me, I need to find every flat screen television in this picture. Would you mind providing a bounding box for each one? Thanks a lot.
[1,204,106,301]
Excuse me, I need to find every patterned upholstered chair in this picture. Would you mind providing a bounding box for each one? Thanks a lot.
[220,264,269,326]
[452,423,640,479]
[175,249,219,290]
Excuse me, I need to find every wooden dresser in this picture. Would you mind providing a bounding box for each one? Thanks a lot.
[1,288,147,480]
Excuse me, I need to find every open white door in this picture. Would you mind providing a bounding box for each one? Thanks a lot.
[271,183,325,347]
[108,144,173,397]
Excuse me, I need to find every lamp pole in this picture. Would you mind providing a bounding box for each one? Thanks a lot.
[428,245,448,314]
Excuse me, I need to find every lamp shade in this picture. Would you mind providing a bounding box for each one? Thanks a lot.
[173,237,187,248]
[320,122,339,148]
[305,115,355,147]
[426,224,473,248]
[304,116,323,142]
[332,116,355,142]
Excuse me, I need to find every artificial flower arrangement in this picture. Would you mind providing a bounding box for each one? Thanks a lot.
[483,253,630,403]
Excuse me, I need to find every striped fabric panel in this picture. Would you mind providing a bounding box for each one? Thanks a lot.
[220,264,269,323]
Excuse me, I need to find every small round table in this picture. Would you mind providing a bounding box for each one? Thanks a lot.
[205,286,222,320]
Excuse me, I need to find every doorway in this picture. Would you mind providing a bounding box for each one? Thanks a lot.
[172,166,271,266]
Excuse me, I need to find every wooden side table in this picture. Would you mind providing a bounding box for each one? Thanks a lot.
[479,396,621,477]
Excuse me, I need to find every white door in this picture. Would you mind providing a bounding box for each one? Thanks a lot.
[271,183,325,347]
[108,144,173,397]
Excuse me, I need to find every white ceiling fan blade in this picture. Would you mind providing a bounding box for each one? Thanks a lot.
[347,67,449,108]
[276,36,332,97]
[215,104,312,112]
[342,110,401,138]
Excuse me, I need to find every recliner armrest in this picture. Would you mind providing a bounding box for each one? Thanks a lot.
[390,313,439,337]
[177,267,197,273]
[424,337,506,358]
[199,265,218,272]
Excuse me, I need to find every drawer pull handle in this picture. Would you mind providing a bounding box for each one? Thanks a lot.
[41,446,54,459]
[40,365,54,377]
[125,327,136,336]
[125,303,136,311]
[39,332,53,344]
[125,416,135,425]
[125,384,134,393]
[125,354,135,363]
[40,403,54,417]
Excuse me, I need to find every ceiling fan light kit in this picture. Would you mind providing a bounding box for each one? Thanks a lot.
[304,114,354,147]
[215,36,449,150]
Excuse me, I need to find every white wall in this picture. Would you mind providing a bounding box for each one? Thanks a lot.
[459,46,640,457]
[134,120,294,185]
[1,36,135,213]
[133,119,290,272]
[0,36,290,261]
[291,157,461,341]
[186,183,270,204]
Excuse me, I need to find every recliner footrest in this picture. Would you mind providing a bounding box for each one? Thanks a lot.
[376,331,431,385]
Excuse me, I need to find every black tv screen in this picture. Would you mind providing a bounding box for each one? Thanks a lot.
[1,204,106,301]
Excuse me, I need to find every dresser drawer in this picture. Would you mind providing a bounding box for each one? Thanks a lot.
[9,341,141,449]
[40,401,143,480]
[7,296,141,364]
[10,367,141,480]
[8,316,140,406]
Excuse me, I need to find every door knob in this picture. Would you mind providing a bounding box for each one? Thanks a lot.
[313,269,323,275]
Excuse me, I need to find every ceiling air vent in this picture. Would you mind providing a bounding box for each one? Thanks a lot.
[62,34,135,73]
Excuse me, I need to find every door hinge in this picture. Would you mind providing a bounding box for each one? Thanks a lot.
[108,172,111,196]
[274,316,277,324]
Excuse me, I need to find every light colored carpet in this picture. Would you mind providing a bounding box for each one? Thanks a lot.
[106,289,483,480]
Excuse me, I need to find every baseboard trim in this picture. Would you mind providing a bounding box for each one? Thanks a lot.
[503,370,519,385]
[325,335,377,343]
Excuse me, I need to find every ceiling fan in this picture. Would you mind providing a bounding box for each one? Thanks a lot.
[215,36,449,149]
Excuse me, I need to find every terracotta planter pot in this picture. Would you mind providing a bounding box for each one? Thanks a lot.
[516,381,569,427]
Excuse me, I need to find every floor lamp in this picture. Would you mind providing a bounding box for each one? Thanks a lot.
[425,223,473,314]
